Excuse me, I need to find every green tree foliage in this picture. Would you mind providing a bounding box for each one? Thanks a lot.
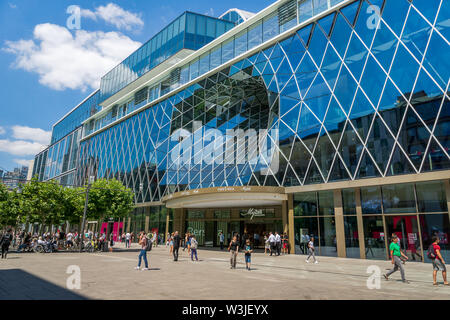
[0,184,23,227]
[87,178,134,222]
[0,178,134,229]
[21,179,65,229]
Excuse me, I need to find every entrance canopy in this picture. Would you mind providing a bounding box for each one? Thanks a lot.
[162,186,286,209]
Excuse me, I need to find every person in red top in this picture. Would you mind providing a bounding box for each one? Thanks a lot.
[431,236,448,286]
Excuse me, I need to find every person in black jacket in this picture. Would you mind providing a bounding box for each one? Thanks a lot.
[1,229,13,259]
[172,231,181,261]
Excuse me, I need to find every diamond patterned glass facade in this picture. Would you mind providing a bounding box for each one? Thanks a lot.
[76,0,450,204]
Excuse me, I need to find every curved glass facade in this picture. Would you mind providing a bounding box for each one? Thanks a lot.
[77,0,450,203]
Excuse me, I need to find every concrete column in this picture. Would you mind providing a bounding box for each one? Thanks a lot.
[355,188,366,259]
[288,194,295,254]
[333,189,346,258]
[165,210,170,242]
[144,215,150,233]
[282,199,288,234]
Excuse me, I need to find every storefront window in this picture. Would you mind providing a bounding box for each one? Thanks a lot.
[420,214,450,263]
[344,216,360,258]
[363,216,386,260]
[294,217,319,254]
[382,183,416,213]
[342,188,356,215]
[416,181,447,213]
[294,192,317,216]
[319,217,337,256]
[361,186,382,214]
[385,215,422,262]
[318,190,334,215]
[186,221,205,245]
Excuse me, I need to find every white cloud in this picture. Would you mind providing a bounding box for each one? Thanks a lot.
[12,126,51,145]
[0,127,5,135]
[14,159,32,167]
[4,23,141,91]
[82,3,144,31]
[8,3,17,9]
[0,140,45,156]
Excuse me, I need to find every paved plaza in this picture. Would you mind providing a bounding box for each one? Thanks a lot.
[0,244,449,300]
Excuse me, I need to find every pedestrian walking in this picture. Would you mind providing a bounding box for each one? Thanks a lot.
[282,232,289,255]
[135,232,149,271]
[275,232,281,256]
[428,236,449,286]
[268,232,276,256]
[125,232,131,248]
[383,235,409,283]
[244,239,253,271]
[190,235,198,261]
[228,236,239,269]
[0,229,13,259]
[305,236,318,264]
[219,232,225,251]
[172,231,181,261]
[264,234,270,255]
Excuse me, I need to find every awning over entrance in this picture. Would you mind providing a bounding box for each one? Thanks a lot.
[162,186,286,209]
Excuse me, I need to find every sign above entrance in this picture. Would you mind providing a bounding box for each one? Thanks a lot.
[240,208,265,220]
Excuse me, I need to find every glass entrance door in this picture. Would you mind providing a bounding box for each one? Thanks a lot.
[385,215,422,262]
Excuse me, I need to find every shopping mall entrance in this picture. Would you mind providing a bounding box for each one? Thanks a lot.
[183,207,283,248]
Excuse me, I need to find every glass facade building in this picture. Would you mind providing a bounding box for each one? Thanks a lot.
[33,0,450,262]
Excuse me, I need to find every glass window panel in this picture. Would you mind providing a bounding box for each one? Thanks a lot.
[319,217,337,256]
[199,53,210,75]
[206,18,216,38]
[222,38,234,63]
[363,216,386,260]
[344,216,360,258]
[298,0,314,23]
[263,13,279,42]
[294,192,317,216]
[248,22,263,49]
[318,190,334,215]
[420,214,450,263]
[234,30,248,57]
[186,13,196,34]
[294,217,319,254]
[385,215,422,261]
[196,15,206,36]
[361,186,382,214]
[342,188,356,215]
[416,181,447,213]
[189,59,199,80]
[210,46,222,69]
[382,183,416,214]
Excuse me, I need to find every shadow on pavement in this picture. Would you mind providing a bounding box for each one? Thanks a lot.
[0,269,87,300]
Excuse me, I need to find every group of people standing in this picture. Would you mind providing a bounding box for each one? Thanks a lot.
[263,232,289,256]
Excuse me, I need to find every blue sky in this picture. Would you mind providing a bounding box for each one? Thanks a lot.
[0,0,275,172]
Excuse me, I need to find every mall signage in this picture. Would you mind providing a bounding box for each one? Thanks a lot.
[240,208,265,220]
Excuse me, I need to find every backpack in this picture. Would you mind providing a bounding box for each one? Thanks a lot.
[427,244,436,260]
[145,238,153,251]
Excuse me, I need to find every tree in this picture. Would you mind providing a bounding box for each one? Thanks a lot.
[87,178,134,223]
[21,178,65,233]
[0,184,23,229]
[60,186,85,226]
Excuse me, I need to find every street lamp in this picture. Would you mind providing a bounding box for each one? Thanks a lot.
[79,175,95,252]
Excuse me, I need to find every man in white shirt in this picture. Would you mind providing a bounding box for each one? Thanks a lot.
[125,232,131,248]
[66,232,74,249]
[275,232,281,256]
[268,232,276,256]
